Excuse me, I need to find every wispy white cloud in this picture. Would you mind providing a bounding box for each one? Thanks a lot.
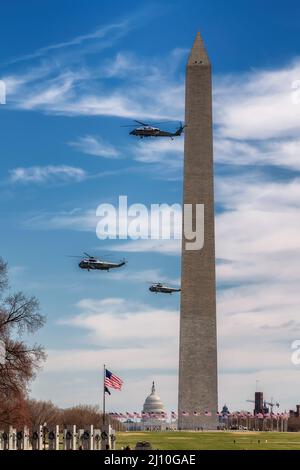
[9,165,87,184]
[59,297,179,348]
[133,137,183,168]
[4,48,185,120]
[5,19,132,66]
[69,135,121,159]
[23,203,183,242]
[23,208,97,231]
[214,60,300,141]
[109,268,180,285]
[109,239,181,256]
[215,137,300,171]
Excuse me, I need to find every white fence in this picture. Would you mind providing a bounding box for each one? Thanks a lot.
[0,424,115,450]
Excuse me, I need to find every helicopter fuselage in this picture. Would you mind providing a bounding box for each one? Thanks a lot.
[79,259,125,271]
[149,284,181,294]
[130,126,183,138]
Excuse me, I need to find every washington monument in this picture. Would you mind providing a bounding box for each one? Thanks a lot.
[178,32,218,429]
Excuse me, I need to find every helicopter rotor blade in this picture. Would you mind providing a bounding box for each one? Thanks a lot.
[94,252,122,261]
[150,121,177,125]
[83,252,93,258]
[134,120,149,126]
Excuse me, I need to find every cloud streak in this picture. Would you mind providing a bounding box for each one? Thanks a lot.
[9,165,87,184]
[69,135,121,159]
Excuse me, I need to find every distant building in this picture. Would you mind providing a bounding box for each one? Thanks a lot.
[288,405,300,431]
[254,392,264,414]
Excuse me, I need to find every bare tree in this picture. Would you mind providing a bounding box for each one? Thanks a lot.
[61,404,102,428]
[61,404,124,430]
[0,257,46,426]
[27,399,61,429]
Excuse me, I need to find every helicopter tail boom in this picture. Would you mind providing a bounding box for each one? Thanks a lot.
[174,123,185,136]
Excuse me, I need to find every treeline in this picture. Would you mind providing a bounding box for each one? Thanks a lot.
[25,400,124,431]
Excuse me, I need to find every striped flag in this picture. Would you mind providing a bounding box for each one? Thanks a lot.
[104,368,123,390]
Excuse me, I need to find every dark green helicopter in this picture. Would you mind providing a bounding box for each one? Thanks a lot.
[123,120,185,139]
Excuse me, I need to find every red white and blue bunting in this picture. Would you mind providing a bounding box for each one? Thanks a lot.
[108,411,289,420]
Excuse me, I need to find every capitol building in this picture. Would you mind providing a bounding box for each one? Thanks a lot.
[141,382,167,430]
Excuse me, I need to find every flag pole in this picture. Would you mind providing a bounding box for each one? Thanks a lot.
[103,364,106,427]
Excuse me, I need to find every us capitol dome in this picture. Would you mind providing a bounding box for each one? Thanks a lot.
[123,381,170,431]
[142,381,165,417]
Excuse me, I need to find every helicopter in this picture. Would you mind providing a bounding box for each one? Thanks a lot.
[71,253,127,272]
[149,282,181,294]
[122,120,185,139]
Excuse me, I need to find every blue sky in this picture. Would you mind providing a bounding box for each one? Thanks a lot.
[1,0,300,413]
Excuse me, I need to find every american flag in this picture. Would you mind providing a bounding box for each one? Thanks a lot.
[104,368,123,390]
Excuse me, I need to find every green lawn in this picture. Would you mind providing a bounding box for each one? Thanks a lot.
[116,431,300,450]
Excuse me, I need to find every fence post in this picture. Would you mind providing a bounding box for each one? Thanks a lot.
[71,425,77,450]
[88,425,94,450]
[110,428,116,450]
[78,429,84,450]
[23,426,30,450]
[8,426,15,450]
[38,425,43,450]
[0,430,4,450]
